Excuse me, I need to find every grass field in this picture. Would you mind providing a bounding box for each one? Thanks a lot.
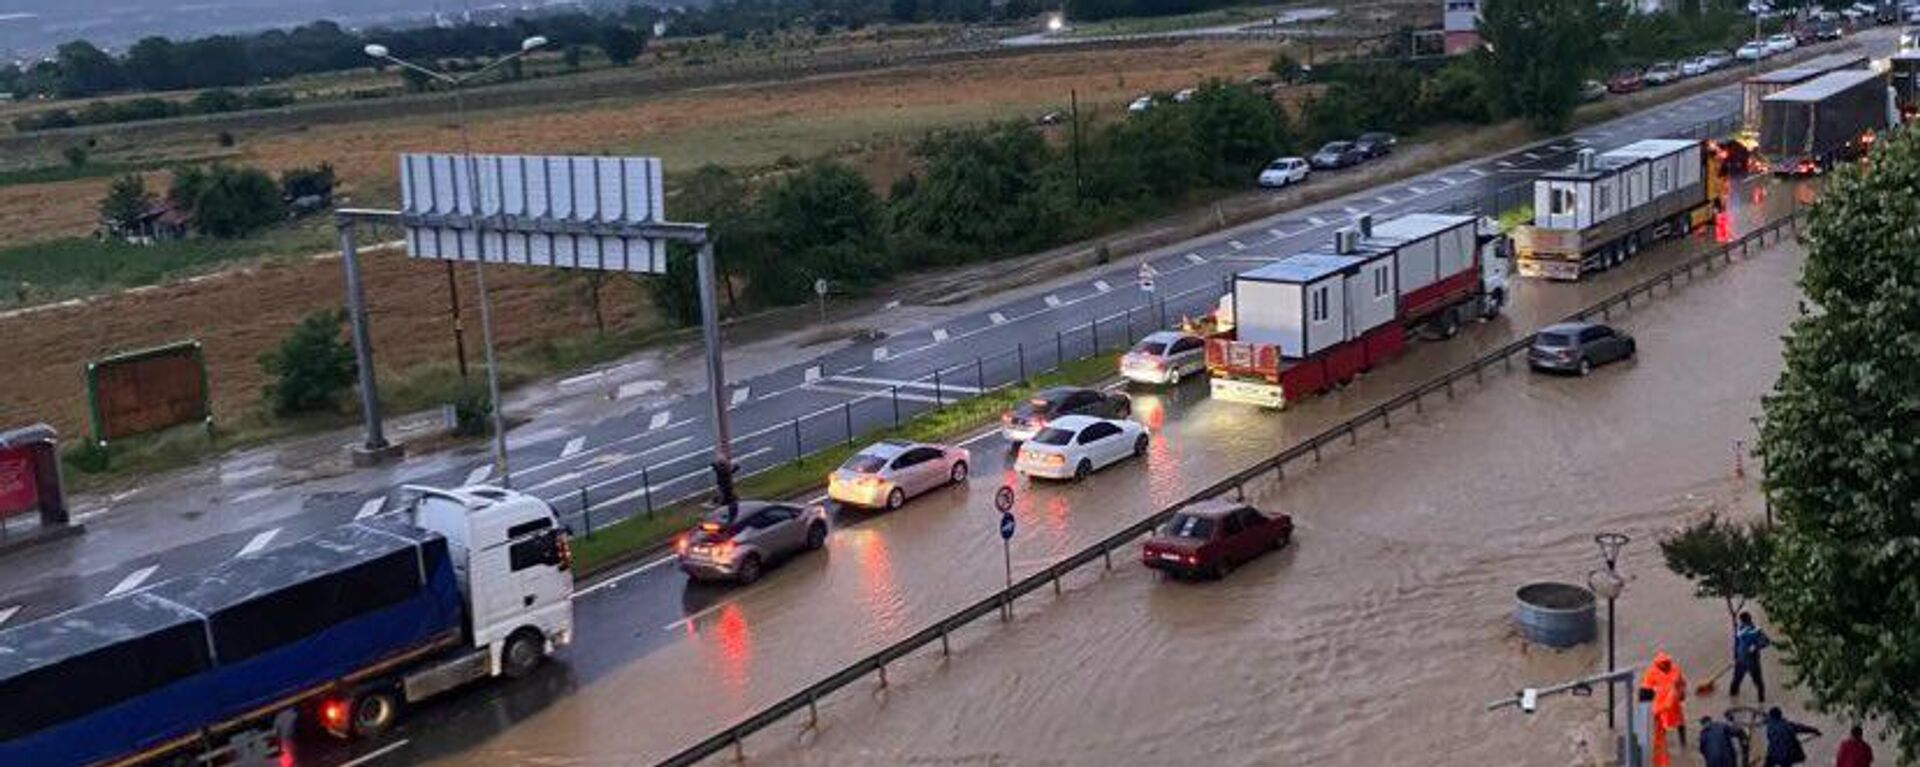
[0,225,335,308]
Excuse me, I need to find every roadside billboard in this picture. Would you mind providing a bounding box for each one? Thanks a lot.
[84,341,211,445]
[0,424,66,526]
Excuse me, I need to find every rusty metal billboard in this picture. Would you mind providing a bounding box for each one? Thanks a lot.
[85,341,211,444]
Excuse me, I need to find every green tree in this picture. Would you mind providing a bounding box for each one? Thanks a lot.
[260,309,357,415]
[1660,515,1772,631]
[1269,51,1303,84]
[54,40,124,97]
[647,165,759,326]
[891,123,1060,258]
[1299,86,1364,146]
[62,145,88,168]
[98,174,155,235]
[280,163,337,203]
[599,25,646,66]
[1420,58,1494,125]
[170,164,285,238]
[1757,128,1920,761]
[750,161,886,304]
[1186,80,1290,185]
[1476,0,1609,132]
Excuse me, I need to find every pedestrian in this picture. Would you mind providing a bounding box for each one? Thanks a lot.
[1835,724,1874,767]
[1763,706,1823,767]
[1641,650,1691,762]
[1699,715,1747,767]
[1732,611,1772,702]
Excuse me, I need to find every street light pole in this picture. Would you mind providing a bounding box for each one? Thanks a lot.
[1592,532,1631,731]
[368,36,546,488]
[697,242,738,519]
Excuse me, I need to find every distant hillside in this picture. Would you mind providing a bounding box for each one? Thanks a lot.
[1,0,436,59]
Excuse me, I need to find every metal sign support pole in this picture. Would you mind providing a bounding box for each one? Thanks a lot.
[698,241,739,517]
[337,221,397,464]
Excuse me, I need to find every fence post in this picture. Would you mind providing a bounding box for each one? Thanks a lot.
[580,486,593,539]
[1091,319,1101,352]
[891,386,900,424]
[1126,306,1135,339]
[1055,331,1065,369]
[940,629,950,657]
[791,419,803,462]
[934,369,944,405]
[844,401,854,445]
[1018,343,1028,383]
[976,357,985,390]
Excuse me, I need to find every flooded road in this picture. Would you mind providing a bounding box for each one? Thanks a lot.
[385,175,1811,766]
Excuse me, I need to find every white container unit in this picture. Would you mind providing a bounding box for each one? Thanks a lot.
[1534,139,1699,232]
[1360,213,1478,302]
[1234,253,1363,359]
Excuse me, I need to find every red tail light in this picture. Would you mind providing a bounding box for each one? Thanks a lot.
[675,535,690,555]
[714,540,736,561]
[280,750,294,767]
[321,698,348,732]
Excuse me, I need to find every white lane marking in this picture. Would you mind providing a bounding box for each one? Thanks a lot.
[525,471,584,493]
[828,374,982,394]
[1140,263,1159,277]
[1267,228,1285,238]
[236,528,281,557]
[808,382,944,404]
[355,497,385,520]
[730,387,751,407]
[601,447,774,511]
[1185,253,1206,265]
[1523,151,1541,160]
[1375,196,1394,204]
[1343,206,1362,215]
[1095,280,1114,294]
[0,605,18,628]
[1045,294,1063,307]
[338,739,411,767]
[1408,185,1428,194]
[233,487,273,504]
[1472,168,1490,177]
[649,411,672,431]
[932,328,950,342]
[558,370,602,389]
[1440,176,1459,186]
[464,465,492,486]
[872,346,890,362]
[561,437,586,458]
[1497,160,1515,168]
[616,381,665,401]
[577,555,679,597]
[1228,240,1245,251]
[804,366,822,382]
[106,565,159,597]
[1308,216,1327,225]
[989,312,1008,325]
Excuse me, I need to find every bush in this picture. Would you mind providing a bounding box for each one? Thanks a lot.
[450,383,493,437]
[63,441,111,474]
[62,146,88,168]
[260,309,357,416]
[171,163,285,238]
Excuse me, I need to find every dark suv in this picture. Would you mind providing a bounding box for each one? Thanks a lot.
[1528,322,1636,376]
[1354,132,1397,159]
[1001,386,1131,442]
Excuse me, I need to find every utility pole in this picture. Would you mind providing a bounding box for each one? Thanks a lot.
[446,262,468,380]
[1070,88,1084,203]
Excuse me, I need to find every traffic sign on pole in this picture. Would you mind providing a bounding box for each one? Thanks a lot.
[999,512,1017,541]
[995,484,1016,620]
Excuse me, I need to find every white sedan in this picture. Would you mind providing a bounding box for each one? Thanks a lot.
[828,440,970,510]
[1014,415,1150,481]
[1258,157,1311,188]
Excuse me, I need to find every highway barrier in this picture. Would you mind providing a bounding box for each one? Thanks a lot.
[652,207,1803,767]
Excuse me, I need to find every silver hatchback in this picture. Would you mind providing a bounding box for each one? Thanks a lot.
[828,440,970,510]
[676,501,830,584]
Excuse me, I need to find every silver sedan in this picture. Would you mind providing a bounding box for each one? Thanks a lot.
[827,440,970,510]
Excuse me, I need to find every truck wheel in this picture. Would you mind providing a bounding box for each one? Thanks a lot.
[350,689,401,738]
[501,629,548,679]
[1481,289,1505,320]
[1440,310,1461,339]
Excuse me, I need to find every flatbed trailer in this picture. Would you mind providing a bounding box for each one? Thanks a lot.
[1512,139,1724,281]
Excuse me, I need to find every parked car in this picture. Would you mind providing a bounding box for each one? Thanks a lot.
[1173,87,1197,103]
[1702,49,1735,69]
[1036,110,1066,126]
[1128,95,1155,114]
[1581,79,1608,102]
[1527,321,1637,376]
[1309,140,1365,169]
[1607,68,1646,93]
[1354,131,1397,158]
[676,501,830,584]
[1765,33,1799,54]
[1737,41,1771,61]
[1681,57,1711,77]
[827,440,969,510]
[1120,330,1208,385]
[1644,61,1683,85]
[1001,386,1131,443]
[1141,500,1293,579]
[1013,415,1149,481]
[1258,156,1311,188]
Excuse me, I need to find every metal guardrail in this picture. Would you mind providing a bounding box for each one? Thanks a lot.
[653,209,1804,767]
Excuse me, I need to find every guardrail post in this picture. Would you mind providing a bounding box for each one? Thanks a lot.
[1091,319,1101,352]
[1055,331,1065,369]
[1053,569,1062,595]
[1348,424,1358,445]
[844,402,854,445]
[1102,546,1112,570]
[1474,364,1483,385]
[878,665,888,689]
[941,628,950,656]
[1414,392,1423,414]
[976,357,985,390]
[934,369,944,405]
[1624,290,1632,310]
[791,418,803,461]
[732,733,744,761]
[1383,407,1392,429]
[1017,343,1028,383]
[580,486,593,539]
[1235,483,1245,501]
[1313,440,1322,462]
[1274,461,1285,481]
[1445,379,1454,400]
[891,386,900,424]
[808,693,819,730]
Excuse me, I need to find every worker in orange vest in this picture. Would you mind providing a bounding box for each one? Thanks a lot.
[1641,650,1690,766]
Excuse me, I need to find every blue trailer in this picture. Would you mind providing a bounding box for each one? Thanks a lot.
[0,486,574,767]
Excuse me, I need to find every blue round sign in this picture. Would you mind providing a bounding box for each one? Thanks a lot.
[999,512,1016,541]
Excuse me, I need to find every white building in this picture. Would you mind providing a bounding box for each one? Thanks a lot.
[1444,0,1481,55]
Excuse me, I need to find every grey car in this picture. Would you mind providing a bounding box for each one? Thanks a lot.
[676,501,830,584]
[828,439,970,510]
[1528,322,1636,376]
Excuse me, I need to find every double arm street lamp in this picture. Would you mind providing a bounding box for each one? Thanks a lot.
[364,36,548,487]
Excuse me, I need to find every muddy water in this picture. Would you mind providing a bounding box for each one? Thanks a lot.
[424,175,1811,766]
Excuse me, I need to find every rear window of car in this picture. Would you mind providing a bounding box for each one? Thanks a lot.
[1161,513,1214,539]
[1133,340,1169,355]
[842,454,887,473]
[1536,332,1575,348]
[1031,428,1074,446]
[1322,142,1350,151]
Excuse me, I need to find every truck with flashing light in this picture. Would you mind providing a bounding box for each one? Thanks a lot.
[1202,212,1510,409]
[1511,139,1725,281]
[1758,68,1896,175]
[0,485,574,767]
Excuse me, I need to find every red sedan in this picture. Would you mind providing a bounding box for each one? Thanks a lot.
[1141,500,1293,579]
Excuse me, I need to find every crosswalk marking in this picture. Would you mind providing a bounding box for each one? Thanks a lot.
[355,498,385,520]
[649,411,671,431]
[1472,168,1490,177]
[872,346,890,362]
[525,471,584,493]
[464,465,491,486]
[804,366,822,383]
[237,528,281,557]
[1376,196,1394,205]
[1267,228,1285,238]
[1308,216,1327,226]
[561,436,586,458]
[1093,280,1111,292]
[825,374,983,394]
[731,387,751,407]
[106,565,158,597]
[1045,294,1063,308]
[0,605,18,628]
[1523,151,1541,160]
[1228,240,1245,251]
[1408,185,1428,194]
[1186,253,1206,265]
[1497,160,1515,168]
[932,328,950,342]
[990,312,1008,325]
